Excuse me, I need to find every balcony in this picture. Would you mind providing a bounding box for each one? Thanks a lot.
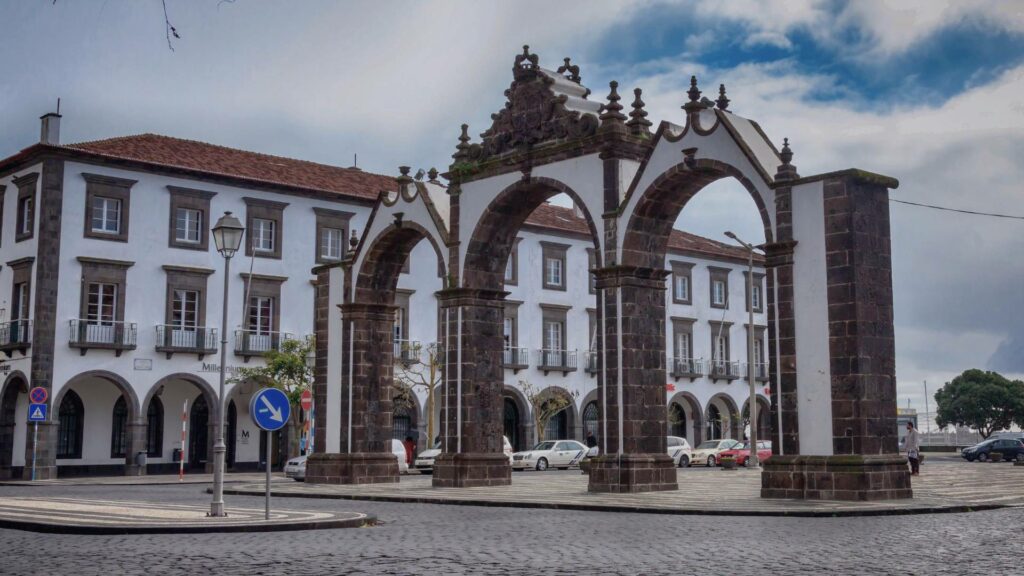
[69,320,137,356]
[155,325,218,360]
[536,349,577,375]
[670,358,705,381]
[584,350,600,375]
[709,360,742,382]
[740,362,771,382]
[393,339,422,365]
[502,347,529,372]
[234,330,292,361]
[0,320,32,357]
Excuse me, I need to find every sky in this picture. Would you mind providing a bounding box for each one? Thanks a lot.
[2,0,1023,429]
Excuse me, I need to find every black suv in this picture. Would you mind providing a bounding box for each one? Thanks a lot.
[961,438,1024,462]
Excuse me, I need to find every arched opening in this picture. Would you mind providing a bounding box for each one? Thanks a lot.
[707,394,740,440]
[189,395,209,470]
[392,396,414,442]
[503,398,520,451]
[58,390,84,460]
[668,392,703,447]
[707,404,723,440]
[501,385,531,452]
[668,403,686,438]
[226,400,237,468]
[742,395,772,443]
[0,373,28,478]
[146,397,163,458]
[111,396,129,459]
[582,401,599,444]
[544,409,568,441]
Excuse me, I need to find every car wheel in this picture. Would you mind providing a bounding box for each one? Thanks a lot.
[679,455,690,468]
[536,458,549,471]
[707,455,716,467]
[1017,453,1024,463]
[558,467,568,470]
[978,452,988,462]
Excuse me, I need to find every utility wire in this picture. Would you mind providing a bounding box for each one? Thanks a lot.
[890,198,1024,221]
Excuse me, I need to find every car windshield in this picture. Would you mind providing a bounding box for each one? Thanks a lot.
[532,441,557,451]
[733,443,750,450]
[696,441,720,449]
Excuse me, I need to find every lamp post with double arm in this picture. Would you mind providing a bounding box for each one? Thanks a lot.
[209,211,245,517]
[725,231,763,470]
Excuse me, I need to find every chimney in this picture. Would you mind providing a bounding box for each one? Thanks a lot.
[40,112,61,145]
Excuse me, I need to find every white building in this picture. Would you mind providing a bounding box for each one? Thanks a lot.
[0,113,766,478]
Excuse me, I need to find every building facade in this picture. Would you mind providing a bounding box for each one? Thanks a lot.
[0,113,766,478]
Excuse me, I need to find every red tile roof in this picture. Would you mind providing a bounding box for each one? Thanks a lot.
[63,134,396,201]
[523,203,763,264]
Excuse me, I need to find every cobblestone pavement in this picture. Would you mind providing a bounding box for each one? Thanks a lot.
[0,474,1019,576]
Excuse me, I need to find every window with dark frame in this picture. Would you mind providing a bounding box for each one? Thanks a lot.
[243,197,288,259]
[111,396,128,458]
[12,282,29,321]
[146,397,164,457]
[172,289,200,329]
[168,186,215,251]
[82,173,135,242]
[13,173,38,242]
[504,238,521,286]
[251,218,276,253]
[175,207,202,244]
[541,242,568,291]
[744,271,765,313]
[87,283,117,325]
[709,267,730,309]
[248,296,275,335]
[91,196,122,234]
[313,208,353,264]
[320,227,343,260]
[18,195,33,236]
[671,262,694,305]
[57,390,84,459]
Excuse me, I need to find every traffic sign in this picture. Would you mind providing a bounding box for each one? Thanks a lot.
[300,389,313,411]
[250,387,290,432]
[29,387,48,404]
[28,403,48,422]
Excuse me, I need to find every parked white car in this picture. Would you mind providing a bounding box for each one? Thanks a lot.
[690,438,742,467]
[512,440,588,471]
[414,436,514,473]
[667,436,693,467]
[285,438,409,481]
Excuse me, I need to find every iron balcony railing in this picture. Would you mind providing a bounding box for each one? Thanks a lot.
[584,350,600,373]
[0,319,32,348]
[536,349,577,372]
[69,319,137,351]
[671,358,705,378]
[740,362,771,381]
[155,325,218,356]
[709,360,743,380]
[502,346,529,368]
[393,339,422,364]
[234,330,292,356]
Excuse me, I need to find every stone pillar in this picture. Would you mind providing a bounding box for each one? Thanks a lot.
[306,302,400,484]
[432,288,511,488]
[125,419,147,476]
[761,171,911,501]
[588,267,677,493]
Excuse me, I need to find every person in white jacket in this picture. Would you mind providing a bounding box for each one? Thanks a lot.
[905,421,921,476]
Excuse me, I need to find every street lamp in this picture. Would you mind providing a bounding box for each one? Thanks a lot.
[725,230,762,470]
[210,211,245,517]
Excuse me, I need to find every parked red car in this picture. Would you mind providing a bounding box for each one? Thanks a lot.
[717,441,772,466]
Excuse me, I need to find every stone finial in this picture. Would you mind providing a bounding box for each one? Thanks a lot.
[513,44,539,73]
[687,75,701,103]
[626,87,652,136]
[398,165,412,182]
[427,167,439,182]
[453,124,471,160]
[349,228,359,250]
[716,84,730,110]
[599,80,627,124]
[557,57,582,84]
[776,137,799,181]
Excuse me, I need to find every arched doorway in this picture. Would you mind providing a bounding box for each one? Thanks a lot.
[189,395,209,470]
[582,401,599,443]
[146,397,163,459]
[503,398,520,451]
[544,409,568,441]
[53,370,140,476]
[226,400,237,469]
[707,404,723,440]
[668,403,686,438]
[111,396,129,459]
[706,394,740,440]
[57,390,84,460]
[0,373,28,478]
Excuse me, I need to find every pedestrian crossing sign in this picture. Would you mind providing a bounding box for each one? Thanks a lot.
[28,403,47,422]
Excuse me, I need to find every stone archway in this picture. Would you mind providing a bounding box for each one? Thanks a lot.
[143,373,219,474]
[742,395,772,443]
[706,393,741,440]
[502,385,531,452]
[52,370,142,477]
[668,391,703,447]
[0,372,28,478]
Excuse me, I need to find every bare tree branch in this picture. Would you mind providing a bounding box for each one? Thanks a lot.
[162,0,179,51]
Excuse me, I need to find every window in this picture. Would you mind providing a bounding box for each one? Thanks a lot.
[503,317,514,349]
[504,238,521,286]
[544,320,564,352]
[540,242,569,291]
[712,280,726,306]
[752,285,762,310]
[754,338,764,365]
[670,262,693,305]
[252,218,276,253]
[320,227,343,260]
[248,296,275,334]
[83,173,134,242]
[13,172,38,242]
[146,397,164,457]
[111,396,128,458]
[244,197,288,259]
[709,267,730,309]
[12,282,29,329]
[587,249,596,294]
[172,289,199,329]
[91,196,122,234]
[744,271,766,313]
[87,283,118,325]
[505,258,515,282]
[313,207,353,264]
[674,332,691,361]
[57,390,84,459]
[175,208,202,243]
[168,186,215,251]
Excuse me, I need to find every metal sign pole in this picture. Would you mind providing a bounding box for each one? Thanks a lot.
[31,422,37,481]
[265,431,271,520]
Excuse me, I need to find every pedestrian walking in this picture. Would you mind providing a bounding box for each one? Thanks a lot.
[403,435,416,466]
[905,421,920,475]
[586,430,597,449]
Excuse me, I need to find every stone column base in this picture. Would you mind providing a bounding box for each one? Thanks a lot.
[432,453,511,488]
[22,465,57,480]
[761,455,912,501]
[587,454,678,493]
[305,452,400,485]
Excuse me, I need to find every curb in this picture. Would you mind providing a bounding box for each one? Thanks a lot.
[219,487,1013,518]
[0,512,375,535]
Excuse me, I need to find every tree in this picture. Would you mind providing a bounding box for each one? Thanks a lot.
[934,369,1024,439]
[520,380,578,444]
[231,336,314,458]
[393,343,443,445]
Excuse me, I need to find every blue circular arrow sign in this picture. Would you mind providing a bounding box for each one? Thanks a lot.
[250,387,291,432]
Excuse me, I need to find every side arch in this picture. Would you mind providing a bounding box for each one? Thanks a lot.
[706,392,741,440]
[354,221,449,305]
[536,385,579,442]
[668,390,703,446]
[54,370,141,423]
[142,373,218,425]
[502,385,531,451]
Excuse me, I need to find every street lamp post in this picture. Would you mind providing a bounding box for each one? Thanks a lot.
[725,231,761,470]
[209,211,245,517]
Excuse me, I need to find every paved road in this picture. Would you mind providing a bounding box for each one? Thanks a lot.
[0,478,1018,575]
